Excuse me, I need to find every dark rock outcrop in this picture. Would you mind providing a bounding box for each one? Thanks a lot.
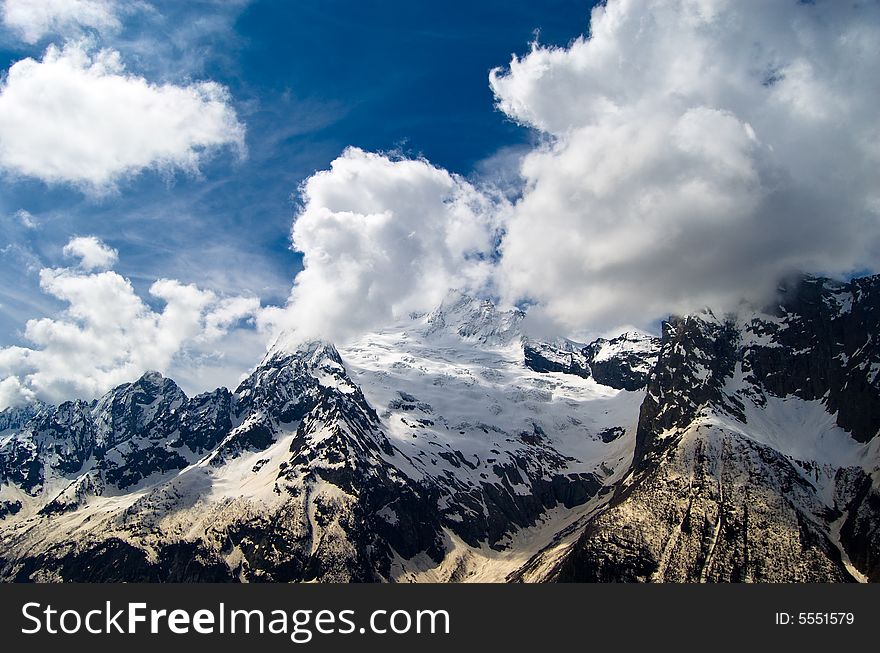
[524,332,660,391]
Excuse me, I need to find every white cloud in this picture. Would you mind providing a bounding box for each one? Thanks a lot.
[1,0,122,43]
[0,375,35,408]
[0,41,245,192]
[262,147,505,345]
[268,1,880,344]
[13,209,37,229]
[62,235,118,270]
[486,0,880,332]
[5,0,878,406]
[0,240,263,409]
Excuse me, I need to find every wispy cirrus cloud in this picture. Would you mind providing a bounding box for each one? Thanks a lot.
[0,0,125,43]
[11,209,37,229]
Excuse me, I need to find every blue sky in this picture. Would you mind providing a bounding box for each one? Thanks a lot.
[0,0,595,345]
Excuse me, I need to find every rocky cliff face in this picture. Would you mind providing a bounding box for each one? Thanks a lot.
[524,331,659,391]
[532,276,880,583]
[0,279,878,582]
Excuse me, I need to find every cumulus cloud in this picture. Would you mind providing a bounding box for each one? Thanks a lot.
[0,41,245,191]
[487,0,880,332]
[6,0,877,404]
[270,0,879,344]
[62,236,118,270]
[261,147,506,344]
[0,240,262,409]
[0,375,35,409]
[1,0,122,43]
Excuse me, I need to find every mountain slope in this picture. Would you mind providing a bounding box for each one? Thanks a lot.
[1,278,878,582]
[523,276,880,582]
[0,295,645,581]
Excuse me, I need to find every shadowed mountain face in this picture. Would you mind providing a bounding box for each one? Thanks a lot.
[1,277,878,582]
[535,276,880,583]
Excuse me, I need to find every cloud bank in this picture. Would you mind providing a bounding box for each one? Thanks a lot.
[1,0,121,43]
[488,0,880,331]
[0,41,245,191]
[275,0,880,341]
[0,237,262,409]
[3,0,880,406]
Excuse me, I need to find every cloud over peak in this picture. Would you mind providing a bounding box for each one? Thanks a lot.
[0,41,245,192]
[3,0,879,406]
[261,147,506,345]
[275,0,880,342]
[487,0,880,332]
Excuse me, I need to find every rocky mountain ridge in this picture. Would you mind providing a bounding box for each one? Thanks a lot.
[1,277,878,582]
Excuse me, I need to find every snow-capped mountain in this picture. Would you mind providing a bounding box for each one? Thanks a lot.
[524,330,659,391]
[524,276,880,582]
[1,277,878,582]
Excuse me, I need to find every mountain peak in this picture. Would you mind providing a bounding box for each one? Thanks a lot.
[424,290,524,345]
[586,330,659,362]
[111,369,185,402]
[264,335,342,368]
[134,369,168,388]
[525,329,660,391]
[2,276,879,583]
[0,401,46,431]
